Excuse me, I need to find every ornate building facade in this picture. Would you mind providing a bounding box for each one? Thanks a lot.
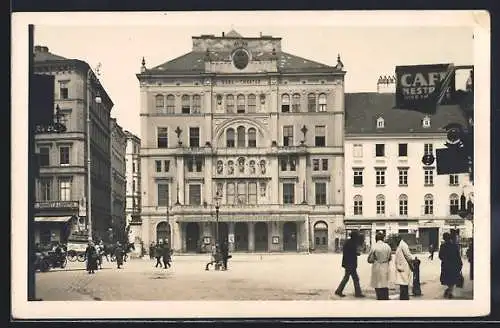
[344,79,473,251]
[124,130,142,253]
[137,30,345,253]
[110,118,127,242]
[33,45,114,244]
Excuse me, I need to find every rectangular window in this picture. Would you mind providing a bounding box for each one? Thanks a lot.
[307,94,316,112]
[157,127,168,148]
[237,182,247,205]
[449,174,459,186]
[399,168,408,186]
[155,160,162,173]
[376,198,385,215]
[237,96,246,113]
[192,95,201,114]
[283,183,295,204]
[195,157,203,172]
[312,159,320,171]
[353,170,363,186]
[189,184,201,205]
[59,81,69,99]
[424,143,433,155]
[398,143,408,157]
[283,125,294,146]
[399,199,408,216]
[353,144,363,158]
[182,96,191,114]
[280,158,287,171]
[375,144,385,157]
[189,127,200,148]
[424,169,434,186]
[155,95,164,112]
[58,177,71,201]
[164,160,170,172]
[315,126,326,147]
[315,182,327,205]
[59,146,70,165]
[248,96,256,113]
[132,161,136,173]
[226,96,235,113]
[290,158,296,171]
[166,95,175,113]
[39,178,52,201]
[376,169,386,186]
[354,198,363,215]
[425,199,434,215]
[322,159,328,171]
[39,147,50,167]
[292,94,300,112]
[450,198,459,215]
[227,183,235,205]
[248,182,257,205]
[157,184,169,206]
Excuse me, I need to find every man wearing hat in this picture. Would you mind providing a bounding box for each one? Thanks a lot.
[334,231,365,298]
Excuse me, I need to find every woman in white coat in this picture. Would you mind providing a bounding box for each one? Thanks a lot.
[367,232,393,300]
[394,235,414,300]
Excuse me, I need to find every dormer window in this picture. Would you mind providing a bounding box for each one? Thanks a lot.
[422,116,431,128]
[376,117,385,129]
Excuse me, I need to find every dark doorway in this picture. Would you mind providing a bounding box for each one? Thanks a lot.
[156,221,171,244]
[283,222,297,252]
[217,222,229,245]
[234,222,248,251]
[185,222,200,252]
[313,221,328,252]
[254,222,268,252]
[418,227,439,251]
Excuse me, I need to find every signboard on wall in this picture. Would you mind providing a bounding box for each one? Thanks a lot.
[395,63,455,113]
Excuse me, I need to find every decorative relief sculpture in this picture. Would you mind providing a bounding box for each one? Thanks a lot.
[259,159,266,174]
[227,160,234,175]
[249,160,256,174]
[238,157,245,173]
[216,160,223,174]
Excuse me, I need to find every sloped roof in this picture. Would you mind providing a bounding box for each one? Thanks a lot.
[147,50,336,74]
[34,48,68,62]
[345,93,468,135]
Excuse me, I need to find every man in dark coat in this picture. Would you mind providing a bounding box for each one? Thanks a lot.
[220,241,230,271]
[149,242,156,260]
[439,232,463,299]
[466,238,473,280]
[114,242,125,269]
[85,241,98,274]
[154,240,163,268]
[162,241,172,269]
[334,231,365,298]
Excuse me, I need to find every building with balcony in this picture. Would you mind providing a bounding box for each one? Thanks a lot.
[33,45,114,244]
[110,118,127,242]
[124,130,142,252]
[344,83,473,251]
[137,30,345,253]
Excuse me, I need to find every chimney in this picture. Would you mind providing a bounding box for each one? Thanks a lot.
[222,31,225,37]
[34,45,48,53]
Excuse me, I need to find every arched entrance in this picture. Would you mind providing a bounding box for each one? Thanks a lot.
[254,222,268,252]
[156,221,171,244]
[313,221,328,252]
[283,222,297,252]
[185,222,200,252]
[234,222,248,251]
[217,222,229,245]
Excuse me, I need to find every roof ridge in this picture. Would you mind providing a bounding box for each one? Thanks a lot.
[280,51,333,68]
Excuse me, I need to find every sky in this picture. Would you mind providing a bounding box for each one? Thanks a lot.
[31,12,474,136]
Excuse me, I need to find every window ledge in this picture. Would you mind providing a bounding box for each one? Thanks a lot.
[424,184,434,187]
[376,184,386,187]
[353,184,364,187]
[399,184,408,187]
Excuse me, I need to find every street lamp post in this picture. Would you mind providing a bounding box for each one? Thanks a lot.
[86,67,102,242]
[215,197,220,247]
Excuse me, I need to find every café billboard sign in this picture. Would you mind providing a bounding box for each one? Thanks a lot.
[395,63,456,113]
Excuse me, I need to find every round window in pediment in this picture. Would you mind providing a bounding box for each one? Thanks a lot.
[232,49,249,70]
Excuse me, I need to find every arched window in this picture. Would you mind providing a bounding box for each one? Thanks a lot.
[155,95,164,113]
[166,94,175,113]
[281,94,290,112]
[192,94,201,113]
[399,194,408,216]
[226,128,235,148]
[226,95,234,113]
[377,117,385,129]
[376,194,385,215]
[307,93,316,112]
[248,94,256,113]
[449,193,459,215]
[237,94,246,113]
[292,93,301,112]
[237,126,246,147]
[248,128,257,147]
[318,93,327,111]
[424,194,434,215]
[181,95,190,114]
[353,195,363,215]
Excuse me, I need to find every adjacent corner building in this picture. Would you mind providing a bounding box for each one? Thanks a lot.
[136,30,345,253]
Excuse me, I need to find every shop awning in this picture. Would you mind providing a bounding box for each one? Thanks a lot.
[34,216,73,223]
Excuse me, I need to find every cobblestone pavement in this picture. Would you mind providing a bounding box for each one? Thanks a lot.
[35,253,473,301]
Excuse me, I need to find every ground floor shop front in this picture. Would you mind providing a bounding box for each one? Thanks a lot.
[140,213,345,253]
[344,217,473,252]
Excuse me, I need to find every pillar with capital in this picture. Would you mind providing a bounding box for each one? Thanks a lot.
[248,222,255,252]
